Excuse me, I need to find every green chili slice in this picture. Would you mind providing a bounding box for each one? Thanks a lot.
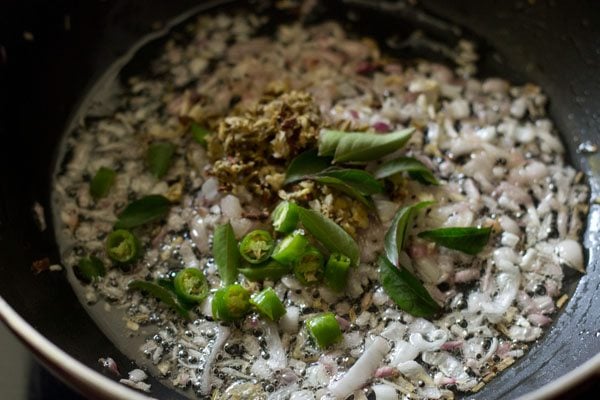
[239,230,274,264]
[90,167,116,200]
[106,229,140,264]
[250,287,286,321]
[324,253,351,292]
[128,280,189,319]
[271,201,299,233]
[293,246,324,285]
[174,268,208,303]
[239,259,291,282]
[212,284,251,322]
[306,312,342,349]
[271,230,309,265]
[74,255,106,283]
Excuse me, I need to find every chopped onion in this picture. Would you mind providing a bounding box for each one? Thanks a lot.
[556,239,584,272]
[264,322,287,371]
[372,384,398,400]
[329,337,390,399]
[279,306,300,334]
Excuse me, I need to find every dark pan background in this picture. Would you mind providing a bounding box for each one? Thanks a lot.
[0,1,598,399]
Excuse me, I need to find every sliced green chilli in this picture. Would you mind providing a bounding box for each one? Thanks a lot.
[250,287,286,321]
[239,230,274,264]
[293,246,325,285]
[324,253,351,292]
[271,230,309,266]
[174,268,208,303]
[271,201,299,233]
[106,229,140,264]
[306,312,342,349]
[212,284,251,322]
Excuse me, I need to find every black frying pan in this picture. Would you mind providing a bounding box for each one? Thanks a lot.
[0,1,598,399]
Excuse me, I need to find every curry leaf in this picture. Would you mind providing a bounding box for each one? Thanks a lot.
[313,175,374,208]
[378,256,440,317]
[90,167,116,200]
[74,255,106,284]
[317,130,346,157]
[417,227,491,255]
[374,157,439,185]
[147,142,176,178]
[384,201,434,266]
[284,149,333,184]
[114,195,171,229]
[212,223,240,285]
[128,280,190,319]
[297,206,360,266]
[190,122,210,147]
[317,168,384,195]
[319,128,414,163]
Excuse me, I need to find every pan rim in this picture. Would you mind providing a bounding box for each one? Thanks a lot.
[0,296,151,400]
[1,293,599,399]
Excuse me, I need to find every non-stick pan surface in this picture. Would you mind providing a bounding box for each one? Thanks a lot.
[0,1,598,399]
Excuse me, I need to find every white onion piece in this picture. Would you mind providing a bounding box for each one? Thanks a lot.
[190,215,210,253]
[409,330,448,352]
[198,295,213,318]
[200,177,219,202]
[408,318,436,334]
[230,217,253,237]
[251,358,271,380]
[389,340,419,365]
[328,337,390,399]
[469,272,520,323]
[264,322,287,371]
[279,306,300,334]
[220,194,242,219]
[556,239,585,272]
[375,200,398,223]
[397,361,432,384]
[127,369,147,382]
[419,387,442,399]
[421,352,474,390]
[343,331,363,349]
[200,325,230,395]
[381,322,407,342]
[509,324,542,342]
[306,364,331,387]
[372,384,398,400]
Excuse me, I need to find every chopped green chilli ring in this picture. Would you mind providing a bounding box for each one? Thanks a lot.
[324,253,351,292]
[239,230,274,264]
[293,246,325,285]
[106,229,140,264]
[52,11,592,399]
[174,268,208,303]
[271,230,309,265]
[271,201,299,233]
[306,312,342,349]
[212,284,251,322]
[250,287,286,321]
